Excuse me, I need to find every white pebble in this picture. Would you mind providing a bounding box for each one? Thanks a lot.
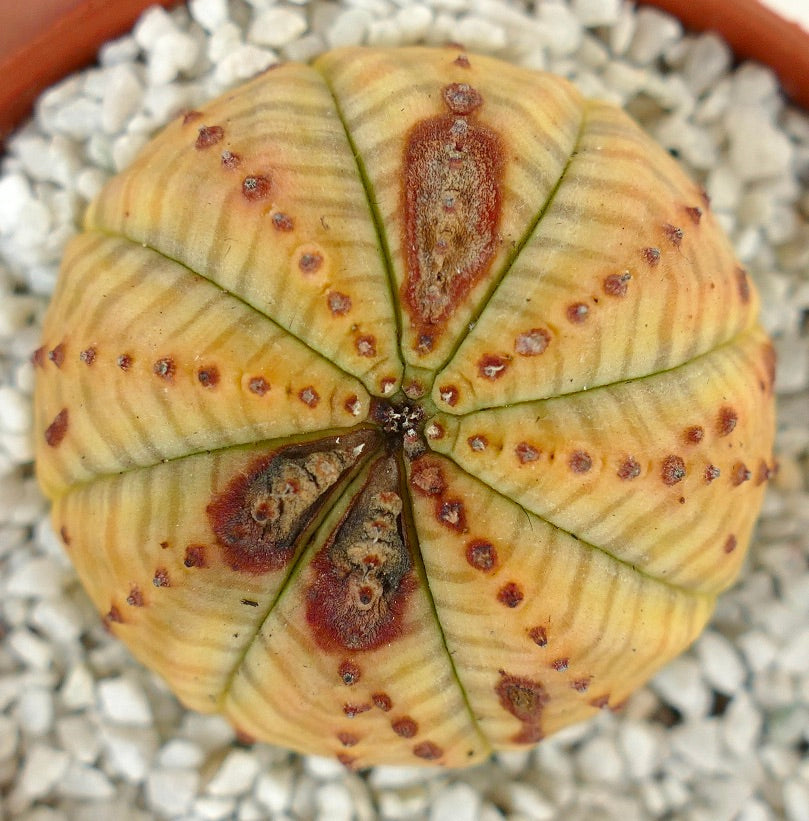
[17,743,70,799]
[112,134,149,172]
[784,779,809,821]
[213,45,278,87]
[652,657,712,719]
[683,32,732,96]
[618,721,663,780]
[99,34,140,67]
[627,8,682,65]
[304,754,349,780]
[52,97,102,141]
[146,768,200,817]
[429,782,481,821]
[0,173,33,231]
[97,676,154,726]
[722,690,762,755]
[207,749,261,797]
[0,714,19,760]
[696,630,747,695]
[326,8,373,48]
[249,7,308,48]
[0,386,31,434]
[576,735,627,784]
[60,663,96,710]
[7,628,54,671]
[728,109,794,182]
[774,334,809,394]
[156,738,204,769]
[193,796,237,819]
[254,767,295,813]
[505,782,556,819]
[314,781,355,821]
[670,719,726,773]
[189,0,231,32]
[58,761,115,799]
[101,724,159,781]
[18,687,55,735]
[571,0,621,27]
[394,4,434,43]
[535,3,581,56]
[56,714,101,764]
[101,65,144,134]
[133,5,179,49]
[148,30,201,85]
[31,597,85,644]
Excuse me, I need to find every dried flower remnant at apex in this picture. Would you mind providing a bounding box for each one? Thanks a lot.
[208,429,378,574]
[306,455,414,652]
[402,81,504,352]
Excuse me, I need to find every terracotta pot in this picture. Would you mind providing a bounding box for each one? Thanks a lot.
[0,0,807,143]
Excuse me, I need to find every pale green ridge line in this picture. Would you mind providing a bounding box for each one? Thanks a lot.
[439,323,762,418]
[434,98,593,375]
[314,66,406,380]
[428,439,718,603]
[397,450,494,757]
[88,226,372,392]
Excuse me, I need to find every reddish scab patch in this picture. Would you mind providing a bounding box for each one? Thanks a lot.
[343,704,371,718]
[242,175,272,201]
[248,376,270,396]
[590,694,611,709]
[45,408,69,447]
[80,347,96,365]
[497,582,524,608]
[32,346,46,367]
[392,717,418,738]
[299,387,319,407]
[344,395,362,417]
[117,353,133,371]
[59,526,70,545]
[410,459,446,497]
[684,425,704,444]
[478,354,509,381]
[736,267,751,304]
[551,658,569,672]
[571,677,592,693]
[516,442,540,463]
[336,732,358,748]
[221,150,241,169]
[704,464,721,483]
[438,499,466,532]
[515,327,550,356]
[453,54,471,68]
[685,205,703,224]
[328,291,352,316]
[271,211,293,231]
[355,336,376,358]
[723,535,738,554]
[717,406,738,436]
[413,741,443,760]
[339,661,361,686]
[197,366,220,387]
[182,110,203,125]
[106,605,123,625]
[183,544,207,568]
[438,385,459,406]
[195,125,224,149]
[496,671,548,744]
[126,586,144,607]
[529,625,548,647]
[467,435,487,452]
[298,251,323,275]
[373,693,392,712]
[48,343,65,368]
[336,752,356,769]
[756,460,772,486]
[731,462,752,486]
[566,302,589,323]
[442,82,483,114]
[569,450,592,474]
[617,457,641,480]
[153,357,175,381]
[662,455,686,486]
[466,539,498,572]
[152,568,170,588]
[642,247,661,266]
[603,272,631,297]
[663,223,684,247]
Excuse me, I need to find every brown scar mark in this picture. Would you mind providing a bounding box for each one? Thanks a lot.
[305,455,414,652]
[529,625,548,647]
[723,535,737,554]
[153,357,175,381]
[221,150,241,169]
[197,366,220,387]
[242,175,272,201]
[80,347,96,365]
[717,406,738,436]
[496,670,549,744]
[195,125,224,149]
[48,343,65,368]
[497,582,524,608]
[566,302,589,323]
[736,267,751,303]
[515,328,550,355]
[339,661,361,685]
[731,462,752,486]
[373,693,392,711]
[466,539,498,572]
[117,353,133,371]
[478,354,509,380]
[684,205,702,224]
[401,94,503,349]
[642,247,661,266]
[45,408,69,447]
[183,544,207,568]
[662,455,686,485]
[126,586,144,607]
[704,464,721,483]
[152,568,170,587]
[663,223,684,247]
[343,704,371,718]
[208,429,376,575]
[182,110,203,125]
[299,387,319,407]
[336,732,358,747]
[413,741,443,760]
[391,717,418,738]
[684,425,704,444]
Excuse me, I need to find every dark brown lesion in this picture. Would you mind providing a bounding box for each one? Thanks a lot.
[495,670,549,744]
[305,455,414,652]
[401,84,504,352]
[207,429,379,575]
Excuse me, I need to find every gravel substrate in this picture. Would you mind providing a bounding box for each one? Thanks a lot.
[1,0,808,819]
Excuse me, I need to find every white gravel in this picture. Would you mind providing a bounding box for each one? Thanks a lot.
[1,0,809,819]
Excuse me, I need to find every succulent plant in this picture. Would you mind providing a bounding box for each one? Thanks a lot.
[34,46,775,768]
